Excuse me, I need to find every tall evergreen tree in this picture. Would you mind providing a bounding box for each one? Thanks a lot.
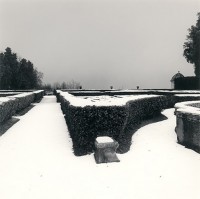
[183,12,200,76]
[0,47,43,90]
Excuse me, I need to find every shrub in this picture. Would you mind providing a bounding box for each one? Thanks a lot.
[0,90,44,124]
[33,90,44,102]
[57,91,171,156]
[8,93,35,112]
[56,90,200,156]
[0,98,18,123]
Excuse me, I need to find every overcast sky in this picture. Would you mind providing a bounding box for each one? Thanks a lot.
[0,0,200,89]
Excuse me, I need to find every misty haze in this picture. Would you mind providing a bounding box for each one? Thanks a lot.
[1,0,199,89]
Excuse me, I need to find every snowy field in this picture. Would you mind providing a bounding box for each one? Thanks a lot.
[0,96,200,199]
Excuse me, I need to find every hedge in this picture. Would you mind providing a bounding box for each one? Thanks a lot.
[0,98,18,123]
[33,90,45,102]
[57,91,173,156]
[8,92,35,113]
[117,96,172,153]
[56,90,200,156]
[0,90,44,124]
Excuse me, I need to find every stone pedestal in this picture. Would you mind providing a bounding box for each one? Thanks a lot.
[176,111,200,153]
[94,136,120,164]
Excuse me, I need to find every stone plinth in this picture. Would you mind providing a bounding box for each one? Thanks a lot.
[176,111,200,153]
[94,136,120,164]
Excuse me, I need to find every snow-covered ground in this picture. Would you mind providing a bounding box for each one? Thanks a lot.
[0,96,200,199]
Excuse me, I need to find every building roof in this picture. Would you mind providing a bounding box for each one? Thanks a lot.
[171,71,184,82]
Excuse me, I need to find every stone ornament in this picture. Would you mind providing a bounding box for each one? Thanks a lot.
[94,136,120,164]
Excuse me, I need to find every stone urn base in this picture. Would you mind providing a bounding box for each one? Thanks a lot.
[94,136,120,164]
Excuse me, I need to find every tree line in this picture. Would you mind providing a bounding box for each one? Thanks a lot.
[183,12,200,77]
[0,47,43,90]
[43,80,82,91]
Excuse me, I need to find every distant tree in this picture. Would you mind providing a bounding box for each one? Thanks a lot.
[61,81,67,89]
[53,82,61,89]
[17,58,28,89]
[183,12,200,76]
[0,55,4,89]
[0,47,43,89]
[53,80,81,90]
[0,47,18,89]
[42,83,52,91]
[33,69,43,88]
[65,80,81,89]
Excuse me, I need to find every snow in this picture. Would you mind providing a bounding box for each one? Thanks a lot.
[0,92,22,95]
[0,96,200,199]
[9,92,33,98]
[175,94,200,97]
[175,101,200,115]
[32,90,44,94]
[58,90,160,107]
[0,97,12,104]
[122,89,200,94]
[96,136,113,143]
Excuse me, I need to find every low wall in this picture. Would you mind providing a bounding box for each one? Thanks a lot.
[175,101,200,153]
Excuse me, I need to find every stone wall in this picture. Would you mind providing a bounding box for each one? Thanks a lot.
[175,101,200,153]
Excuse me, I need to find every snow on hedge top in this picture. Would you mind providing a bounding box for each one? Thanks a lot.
[58,90,159,107]
[122,89,200,93]
[33,90,44,94]
[175,94,200,97]
[175,100,200,115]
[0,97,13,105]
[9,92,34,98]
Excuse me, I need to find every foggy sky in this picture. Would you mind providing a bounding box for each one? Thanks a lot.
[0,0,200,89]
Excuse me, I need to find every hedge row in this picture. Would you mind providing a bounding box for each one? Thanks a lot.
[68,90,200,97]
[57,90,200,156]
[0,90,44,124]
[0,98,18,123]
[56,91,174,156]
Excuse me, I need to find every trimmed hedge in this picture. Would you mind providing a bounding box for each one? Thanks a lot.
[0,98,18,123]
[56,90,200,156]
[0,90,44,124]
[8,93,35,112]
[57,91,173,156]
[33,90,45,102]
[117,96,171,153]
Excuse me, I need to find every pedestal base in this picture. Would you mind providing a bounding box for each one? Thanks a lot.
[94,136,120,164]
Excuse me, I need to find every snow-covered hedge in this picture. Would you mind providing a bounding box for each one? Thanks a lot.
[0,90,44,124]
[33,90,45,102]
[0,92,23,97]
[175,101,200,153]
[0,97,18,123]
[57,91,171,156]
[8,92,35,112]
